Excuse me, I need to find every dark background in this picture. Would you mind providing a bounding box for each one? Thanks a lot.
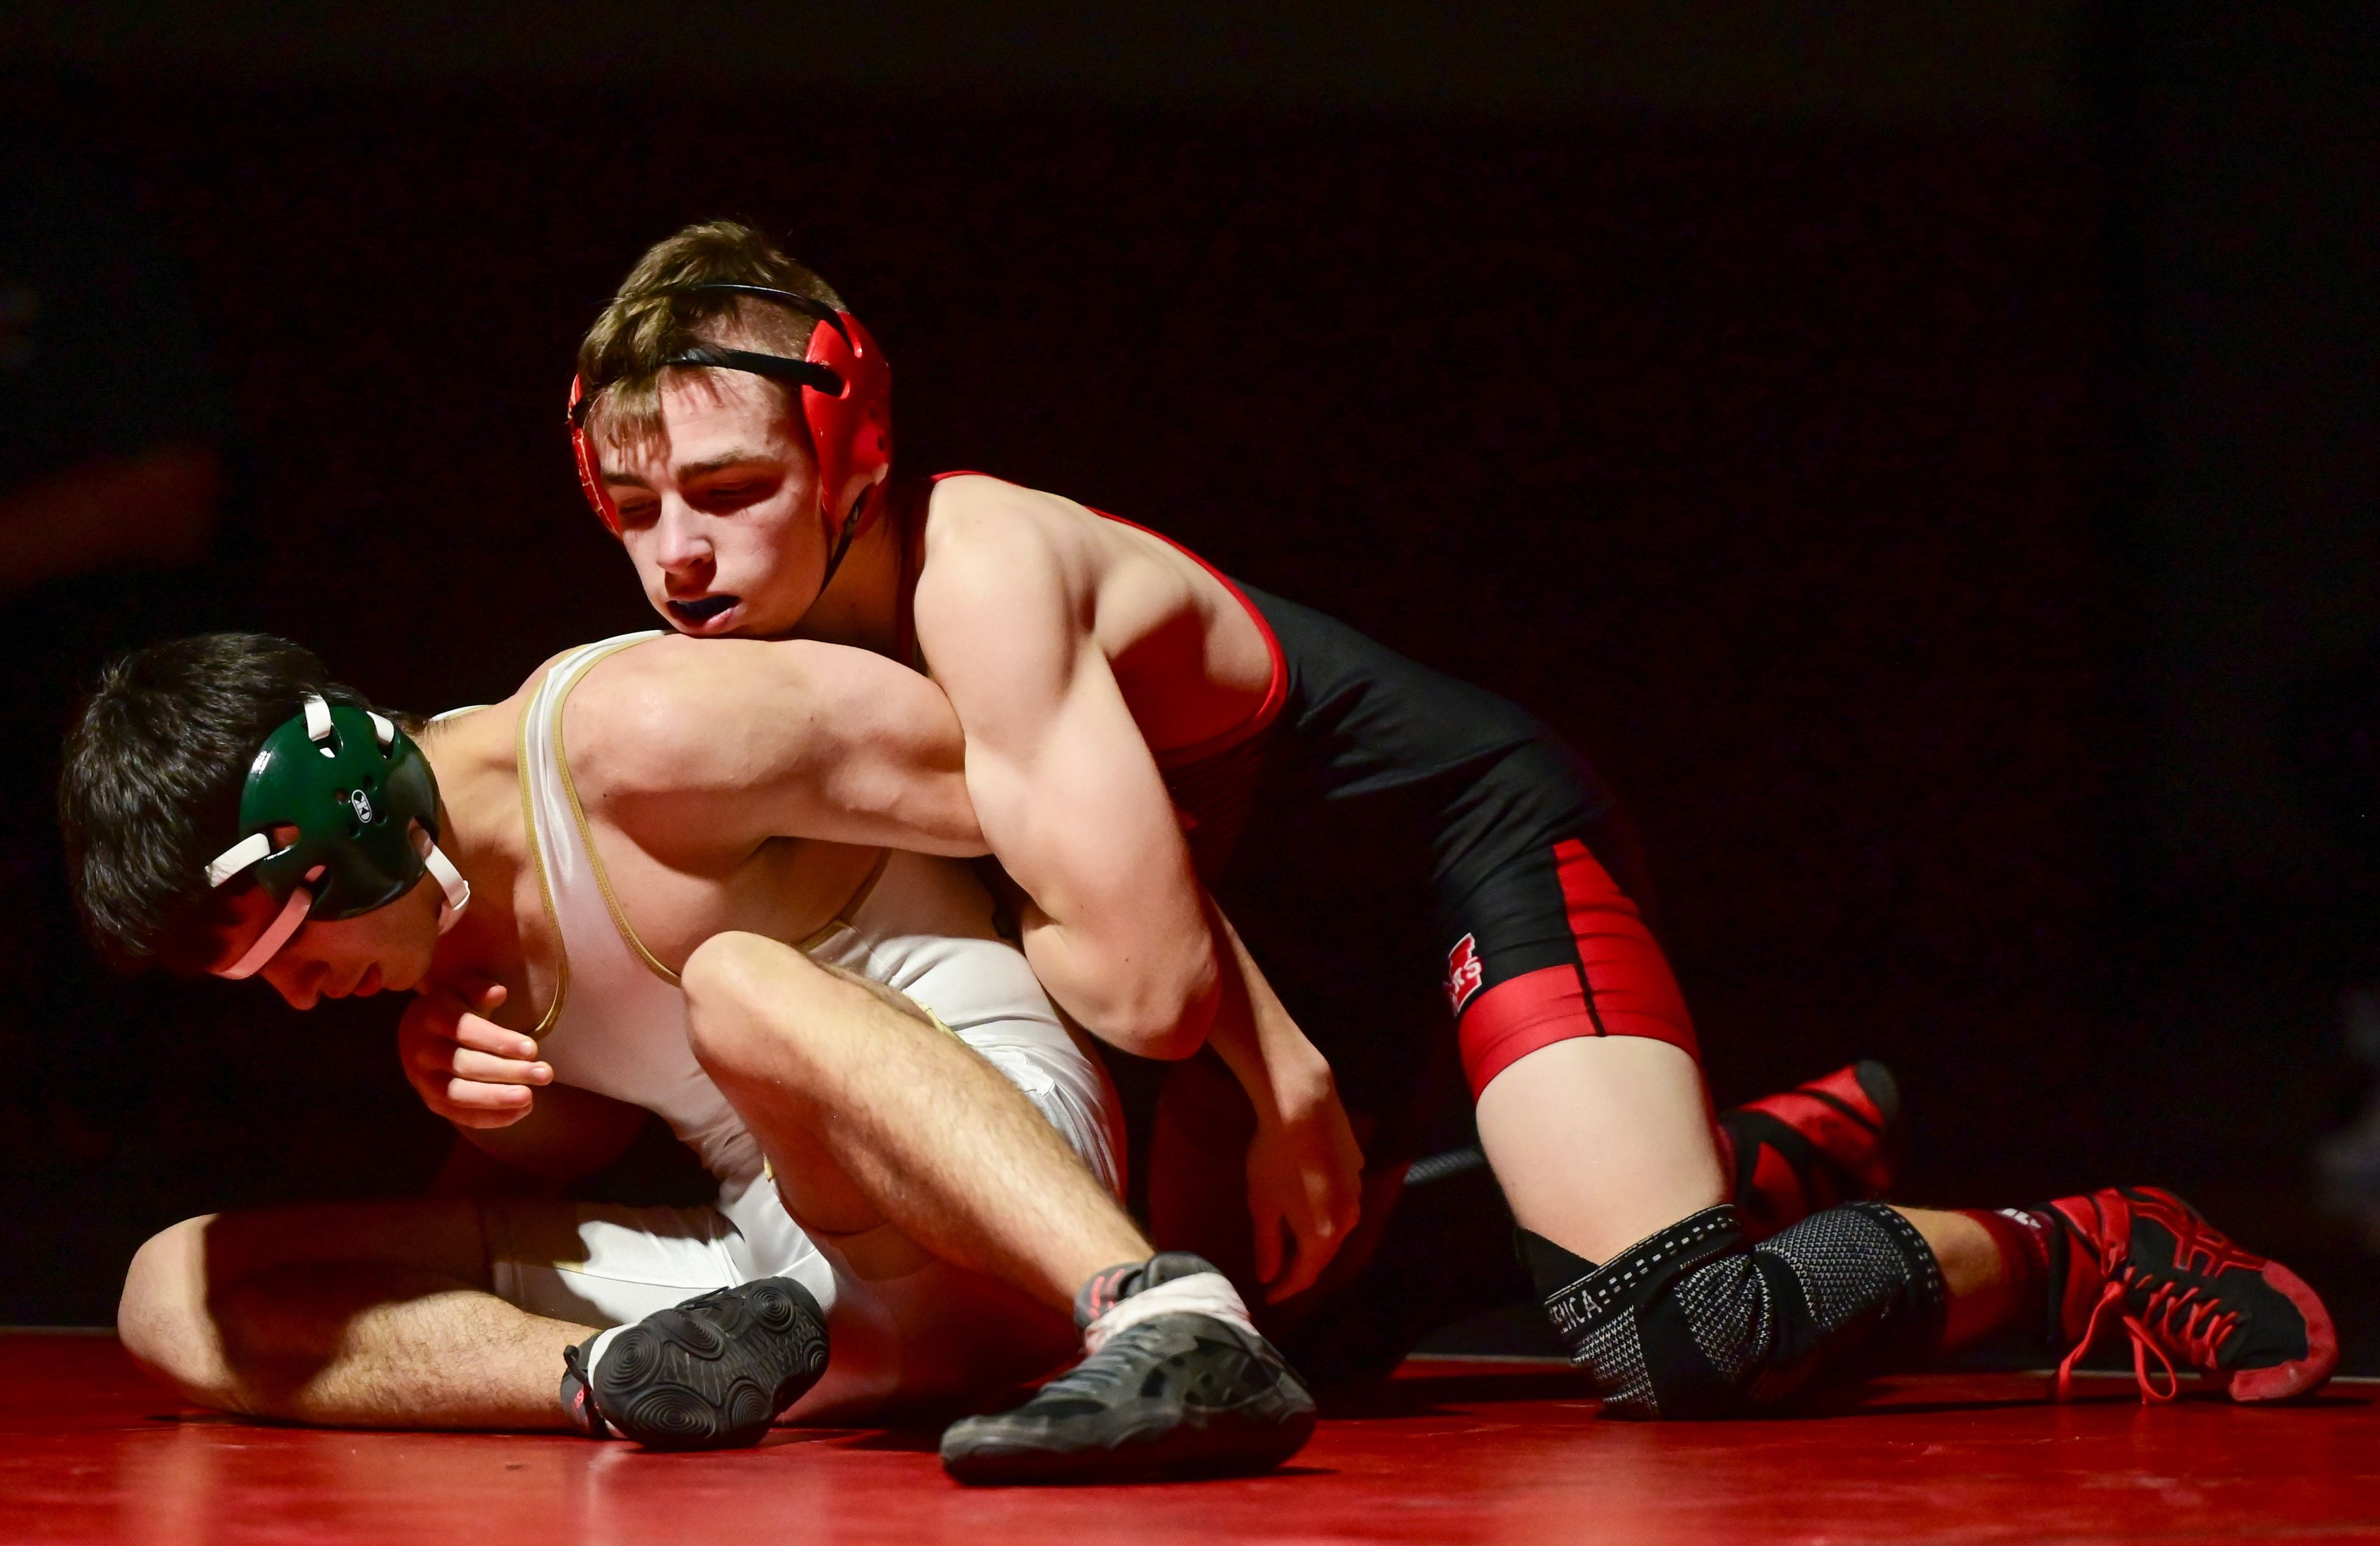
[2,2,2373,1354]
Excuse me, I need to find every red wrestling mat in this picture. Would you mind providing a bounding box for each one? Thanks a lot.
[7,1332,2376,1545]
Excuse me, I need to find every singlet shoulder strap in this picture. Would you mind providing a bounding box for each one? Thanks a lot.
[540,633,677,984]
[515,690,566,1038]
[516,631,667,1028]
[1091,510,1288,766]
[537,630,897,985]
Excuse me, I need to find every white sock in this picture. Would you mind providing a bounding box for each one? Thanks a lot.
[584,1323,629,1374]
[1082,1271,1254,1356]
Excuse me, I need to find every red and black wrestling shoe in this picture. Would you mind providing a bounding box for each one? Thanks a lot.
[1715,1060,1902,1239]
[2042,1185,2338,1403]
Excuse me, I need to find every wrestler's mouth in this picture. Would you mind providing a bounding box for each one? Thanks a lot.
[665,594,741,631]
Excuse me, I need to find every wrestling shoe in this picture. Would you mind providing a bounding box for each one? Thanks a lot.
[940,1252,1317,1485]
[560,1276,830,1449]
[1716,1060,1902,1237]
[2041,1186,2338,1403]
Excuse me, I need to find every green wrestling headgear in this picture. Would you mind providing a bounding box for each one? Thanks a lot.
[202,693,470,979]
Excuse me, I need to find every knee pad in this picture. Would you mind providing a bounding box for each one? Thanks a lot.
[1524,1202,1946,1420]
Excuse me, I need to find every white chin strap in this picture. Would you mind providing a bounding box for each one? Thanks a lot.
[413,826,472,933]
[203,822,471,982]
[214,868,320,980]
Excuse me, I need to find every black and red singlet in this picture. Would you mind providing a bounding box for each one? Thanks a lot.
[1108,513,1699,1146]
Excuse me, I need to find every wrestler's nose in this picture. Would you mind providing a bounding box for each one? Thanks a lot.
[652,498,712,577]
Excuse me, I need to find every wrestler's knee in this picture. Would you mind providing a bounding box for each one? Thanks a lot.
[1537,1203,1944,1421]
[118,1214,224,1397]
[682,929,792,1010]
[682,931,831,1065]
[685,933,937,1082]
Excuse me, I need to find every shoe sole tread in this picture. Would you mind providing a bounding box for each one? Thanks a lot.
[597,1278,829,1450]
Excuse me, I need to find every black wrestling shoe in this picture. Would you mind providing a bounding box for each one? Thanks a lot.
[560,1277,829,1450]
[939,1254,1317,1485]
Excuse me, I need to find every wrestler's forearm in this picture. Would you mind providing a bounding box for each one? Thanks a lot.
[451,1083,648,1182]
[1018,907,1221,1060]
[1199,907,1334,1123]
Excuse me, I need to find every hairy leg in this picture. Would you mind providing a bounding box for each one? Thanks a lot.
[682,931,1149,1312]
[120,1200,591,1429]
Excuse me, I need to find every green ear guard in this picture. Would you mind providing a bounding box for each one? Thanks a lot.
[203,693,470,979]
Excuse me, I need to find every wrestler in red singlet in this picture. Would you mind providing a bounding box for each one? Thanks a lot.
[903,478,1894,1345]
[551,226,2337,1417]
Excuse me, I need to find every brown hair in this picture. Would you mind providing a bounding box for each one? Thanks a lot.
[575,220,845,455]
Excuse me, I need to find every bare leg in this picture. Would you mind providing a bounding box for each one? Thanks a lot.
[682,932,1150,1312]
[1901,1207,2025,1349]
[120,1201,590,1429]
[1466,1027,2047,1389]
[1474,1037,1728,1262]
[1475,1039,2030,1348]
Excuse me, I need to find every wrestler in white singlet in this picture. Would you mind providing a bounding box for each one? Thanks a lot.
[475,633,1124,1418]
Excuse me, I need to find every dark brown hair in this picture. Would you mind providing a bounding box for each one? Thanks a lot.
[59,634,382,974]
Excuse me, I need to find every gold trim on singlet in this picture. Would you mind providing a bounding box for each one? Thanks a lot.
[793,848,891,954]
[549,636,682,986]
[514,686,568,1039]
[548,638,901,986]
[787,850,967,1045]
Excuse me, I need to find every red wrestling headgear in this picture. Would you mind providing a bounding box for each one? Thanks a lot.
[567,283,893,586]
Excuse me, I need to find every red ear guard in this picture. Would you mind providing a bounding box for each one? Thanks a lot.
[566,372,615,529]
[566,286,893,562]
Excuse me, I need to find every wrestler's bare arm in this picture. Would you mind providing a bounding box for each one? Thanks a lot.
[912,480,1364,1293]
[912,496,1219,1057]
[447,1076,647,1179]
[400,637,984,1135]
[564,634,987,857]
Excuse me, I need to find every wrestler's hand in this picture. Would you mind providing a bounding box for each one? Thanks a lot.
[398,982,552,1129]
[1246,1076,1365,1302]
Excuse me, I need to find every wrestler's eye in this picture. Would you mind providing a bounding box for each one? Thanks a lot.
[691,477,775,512]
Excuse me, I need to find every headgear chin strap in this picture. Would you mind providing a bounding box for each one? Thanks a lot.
[204,693,470,980]
[567,282,894,595]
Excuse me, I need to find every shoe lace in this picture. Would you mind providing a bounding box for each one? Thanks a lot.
[2053,1264,2242,1404]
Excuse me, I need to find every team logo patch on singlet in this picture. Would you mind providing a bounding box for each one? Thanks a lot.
[1444,933,1485,1016]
